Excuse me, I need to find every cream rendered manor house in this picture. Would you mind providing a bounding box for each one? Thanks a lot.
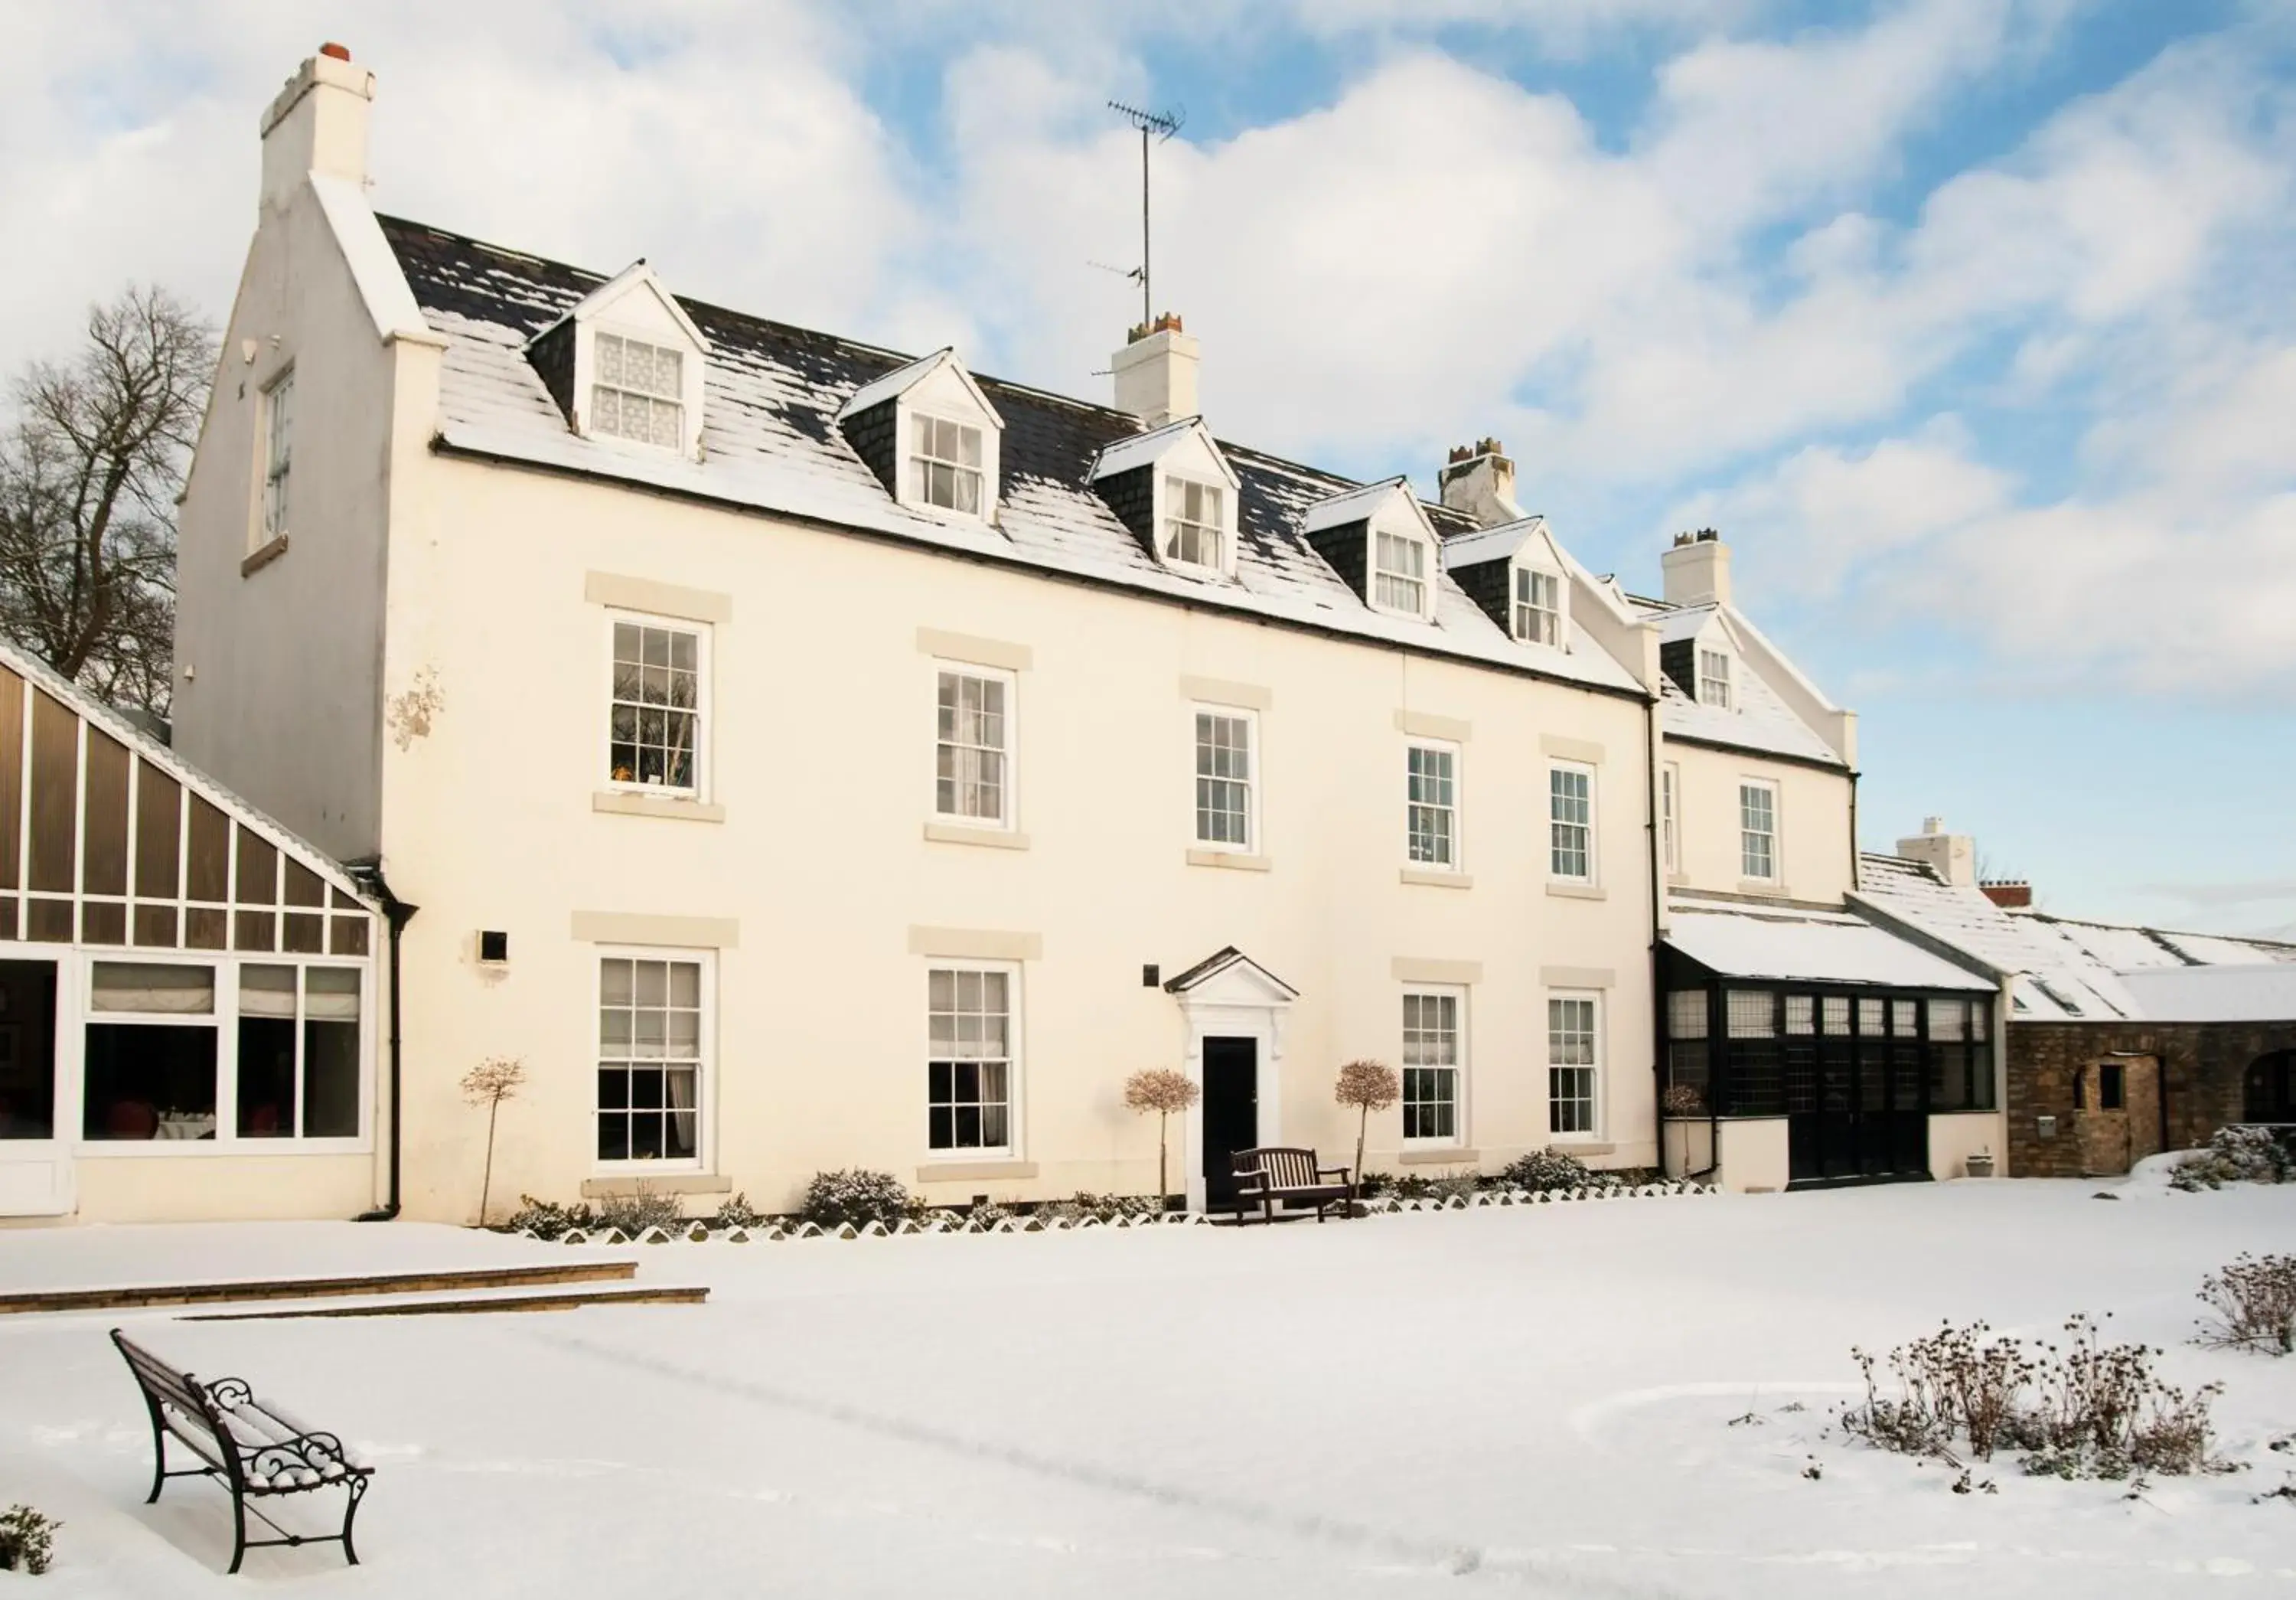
[130,47,2001,1225]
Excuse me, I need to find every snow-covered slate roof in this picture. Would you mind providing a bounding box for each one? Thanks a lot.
[1665,905,1994,991]
[2116,965,2296,1024]
[378,219,1642,697]
[1852,852,2296,1023]
[1628,597,1848,767]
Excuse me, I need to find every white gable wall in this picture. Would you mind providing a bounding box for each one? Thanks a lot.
[174,148,442,864]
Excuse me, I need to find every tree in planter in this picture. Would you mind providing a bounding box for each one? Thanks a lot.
[1124,1067,1200,1209]
[460,1055,527,1227]
[1334,1059,1400,1199]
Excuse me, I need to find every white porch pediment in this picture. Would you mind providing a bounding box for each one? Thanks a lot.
[1163,946,1298,1009]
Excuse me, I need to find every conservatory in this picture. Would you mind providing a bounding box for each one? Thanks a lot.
[0,645,383,1223]
[1658,906,2006,1190]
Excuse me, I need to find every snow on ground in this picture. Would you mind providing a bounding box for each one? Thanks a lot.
[2,1181,2292,1598]
[0,1219,627,1294]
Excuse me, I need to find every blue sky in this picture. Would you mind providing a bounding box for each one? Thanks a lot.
[5,0,2292,935]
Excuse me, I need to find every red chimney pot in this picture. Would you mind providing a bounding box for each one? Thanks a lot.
[320,42,352,61]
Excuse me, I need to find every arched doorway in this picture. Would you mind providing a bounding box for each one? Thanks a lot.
[2245,1050,2295,1124]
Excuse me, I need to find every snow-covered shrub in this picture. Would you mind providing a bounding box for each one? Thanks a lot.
[1068,1190,1163,1221]
[596,1184,683,1238]
[1841,1314,2226,1480]
[800,1170,912,1230]
[1500,1147,1622,1193]
[1427,1170,1480,1204]
[963,1198,1014,1230]
[2169,1125,2291,1191]
[2197,1253,2296,1356]
[709,1192,769,1233]
[499,1194,595,1240]
[0,1504,59,1575]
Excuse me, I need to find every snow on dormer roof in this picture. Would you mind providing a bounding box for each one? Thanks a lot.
[1301,476,1430,537]
[834,346,1003,428]
[1088,416,1238,488]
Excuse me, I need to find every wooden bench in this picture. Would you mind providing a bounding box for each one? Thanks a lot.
[1230,1146,1353,1224]
[111,1328,373,1574]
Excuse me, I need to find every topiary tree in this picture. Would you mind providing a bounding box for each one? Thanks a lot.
[1124,1067,1200,1208]
[460,1055,527,1227]
[1334,1059,1400,1198]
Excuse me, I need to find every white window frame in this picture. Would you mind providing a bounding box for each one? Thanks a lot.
[1512,564,1563,647]
[1400,986,1466,1147]
[1160,476,1226,573]
[592,946,713,1172]
[1698,648,1733,711]
[1547,991,1603,1140]
[1740,778,1779,883]
[604,609,710,801]
[908,411,987,518]
[588,329,687,452]
[925,959,1021,1159]
[1661,762,1681,877]
[1371,530,1430,620]
[1548,760,1596,885]
[1404,739,1459,870]
[1191,704,1258,854]
[931,661,1017,831]
[229,961,368,1144]
[259,367,292,547]
[74,954,375,1157]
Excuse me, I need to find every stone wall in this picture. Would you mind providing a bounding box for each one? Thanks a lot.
[2006,1020,2296,1177]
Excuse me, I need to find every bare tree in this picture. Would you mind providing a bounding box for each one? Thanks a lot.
[0,286,215,715]
[461,1055,527,1227]
[1123,1067,1199,1209]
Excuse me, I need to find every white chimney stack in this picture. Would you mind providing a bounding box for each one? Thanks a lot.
[1437,439,1525,529]
[1660,528,1732,608]
[1897,816,1978,888]
[1111,313,1199,428]
[260,43,373,214]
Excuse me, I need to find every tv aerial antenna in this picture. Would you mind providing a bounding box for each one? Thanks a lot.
[1104,99,1185,331]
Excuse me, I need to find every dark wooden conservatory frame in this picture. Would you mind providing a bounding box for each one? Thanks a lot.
[1657,946,1997,1189]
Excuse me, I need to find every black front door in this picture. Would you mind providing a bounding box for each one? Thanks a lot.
[1201,1037,1257,1207]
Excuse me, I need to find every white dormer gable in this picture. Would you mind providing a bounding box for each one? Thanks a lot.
[1089,417,1241,579]
[539,261,710,461]
[836,348,1005,524]
[1304,478,1440,623]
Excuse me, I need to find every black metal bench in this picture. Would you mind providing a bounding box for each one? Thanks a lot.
[1230,1146,1353,1224]
[111,1328,373,1574]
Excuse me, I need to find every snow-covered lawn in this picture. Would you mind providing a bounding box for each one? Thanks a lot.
[3,1179,2291,1597]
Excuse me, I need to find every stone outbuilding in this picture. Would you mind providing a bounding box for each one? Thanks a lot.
[1853,826,2296,1177]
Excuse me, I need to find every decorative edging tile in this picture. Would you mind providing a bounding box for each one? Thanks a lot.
[510,1182,1713,1246]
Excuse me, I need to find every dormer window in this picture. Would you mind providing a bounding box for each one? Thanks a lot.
[1374,531,1429,617]
[1163,478,1224,569]
[527,261,711,461]
[912,416,984,514]
[1514,567,1561,646]
[1698,648,1733,710]
[1089,418,1241,580]
[1303,478,1441,624]
[835,348,1004,525]
[592,333,685,449]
